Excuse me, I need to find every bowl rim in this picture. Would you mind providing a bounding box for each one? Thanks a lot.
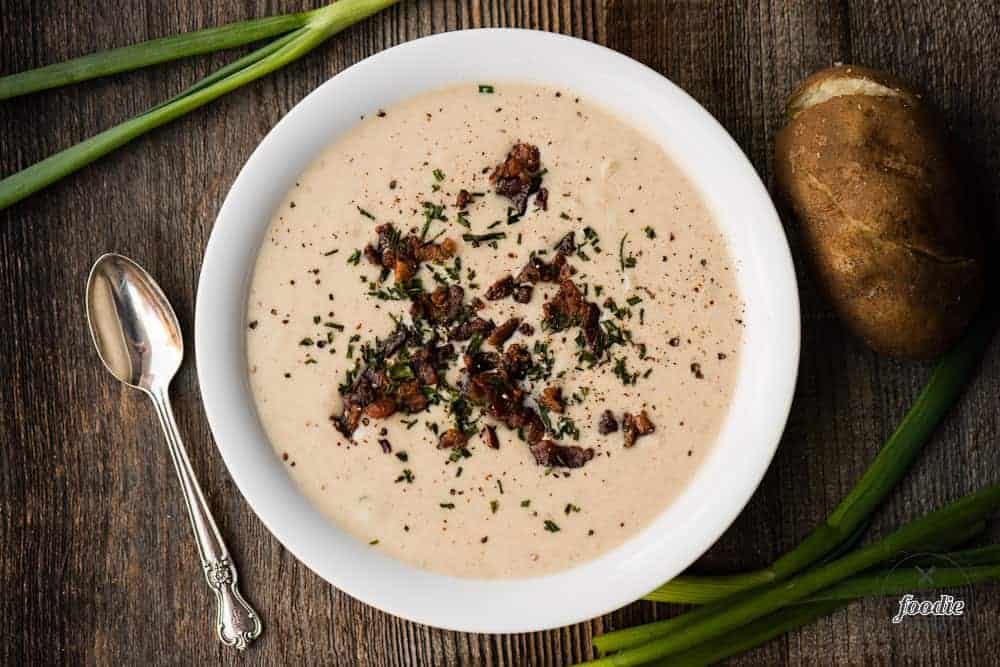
[195,27,800,633]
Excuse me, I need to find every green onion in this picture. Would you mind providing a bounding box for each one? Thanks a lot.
[593,496,985,657]
[644,312,996,606]
[586,484,1000,665]
[0,12,315,100]
[0,0,400,210]
[903,542,1000,568]
[649,555,1000,667]
[648,601,844,667]
[905,518,985,557]
[644,516,983,608]
[804,562,1000,603]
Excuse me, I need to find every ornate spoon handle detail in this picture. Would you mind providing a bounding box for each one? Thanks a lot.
[151,386,263,649]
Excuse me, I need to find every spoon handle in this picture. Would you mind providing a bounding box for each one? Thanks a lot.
[150,387,263,650]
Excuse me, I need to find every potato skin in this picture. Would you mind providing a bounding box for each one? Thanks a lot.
[775,65,984,359]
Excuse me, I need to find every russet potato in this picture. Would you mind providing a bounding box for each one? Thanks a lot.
[775,65,984,359]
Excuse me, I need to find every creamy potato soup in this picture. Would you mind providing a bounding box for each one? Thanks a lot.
[246,83,743,578]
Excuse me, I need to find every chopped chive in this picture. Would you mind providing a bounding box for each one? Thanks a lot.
[462,231,506,247]
[619,234,637,270]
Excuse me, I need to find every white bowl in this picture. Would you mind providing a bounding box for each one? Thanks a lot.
[196,28,799,634]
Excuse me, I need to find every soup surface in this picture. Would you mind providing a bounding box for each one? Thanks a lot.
[246,82,743,578]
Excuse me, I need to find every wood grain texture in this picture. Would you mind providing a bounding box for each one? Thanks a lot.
[1,1,998,664]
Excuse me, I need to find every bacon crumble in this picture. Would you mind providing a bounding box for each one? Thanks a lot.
[623,411,655,447]
[363,222,457,284]
[489,142,545,216]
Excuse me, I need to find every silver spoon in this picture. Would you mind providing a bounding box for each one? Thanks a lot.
[86,253,262,650]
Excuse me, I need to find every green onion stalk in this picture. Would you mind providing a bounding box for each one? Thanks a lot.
[639,547,1000,667]
[646,601,845,667]
[644,312,996,606]
[584,483,1000,666]
[804,562,1000,603]
[901,543,1000,568]
[650,564,1000,667]
[592,513,987,657]
[0,0,401,210]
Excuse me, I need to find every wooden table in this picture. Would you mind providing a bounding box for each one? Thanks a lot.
[3,1,999,664]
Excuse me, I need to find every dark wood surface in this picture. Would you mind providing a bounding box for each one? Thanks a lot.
[2,1,999,664]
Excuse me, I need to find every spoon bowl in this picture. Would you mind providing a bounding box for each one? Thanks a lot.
[86,253,183,392]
